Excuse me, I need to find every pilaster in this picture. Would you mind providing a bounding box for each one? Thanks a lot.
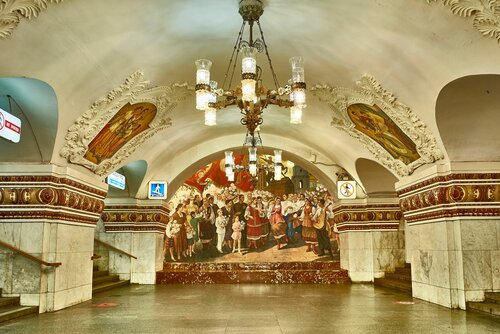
[334,197,405,282]
[397,162,500,309]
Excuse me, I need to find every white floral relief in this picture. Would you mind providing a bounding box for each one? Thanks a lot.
[60,70,193,176]
[310,75,444,177]
[427,0,500,43]
[0,0,64,39]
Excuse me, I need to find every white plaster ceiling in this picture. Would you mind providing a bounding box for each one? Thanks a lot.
[1,0,500,195]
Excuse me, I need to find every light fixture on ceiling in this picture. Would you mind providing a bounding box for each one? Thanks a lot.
[195,0,305,179]
[224,149,283,182]
[195,0,306,129]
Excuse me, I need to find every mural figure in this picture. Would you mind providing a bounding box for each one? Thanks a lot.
[347,103,420,165]
[84,102,157,164]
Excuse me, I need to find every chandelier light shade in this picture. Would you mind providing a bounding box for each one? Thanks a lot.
[224,151,234,175]
[227,171,235,182]
[274,149,282,164]
[249,161,257,176]
[290,106,302,124]
[274,164,282,181]
[248,146,257,162]
[204,107,217,126]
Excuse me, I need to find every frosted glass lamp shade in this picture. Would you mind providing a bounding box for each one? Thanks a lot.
[249,162,257,176]
[204,107,216,126]
[227,172,235,182]
[241,47,257,74]
[196,90,210,110]
[274,165,282,181]
[248,146,257,162]
[293,88,306,108]
[195,59,212,85]
[290,106,302,124]
[289,56,305,83]
[241,79,256,102]
[224,151,234,165]
[274,150,282,164]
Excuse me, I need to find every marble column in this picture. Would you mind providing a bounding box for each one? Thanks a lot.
[334,198,405,282]
[97,198,168,284]
[397,163,500,309]
[0,165,107,312]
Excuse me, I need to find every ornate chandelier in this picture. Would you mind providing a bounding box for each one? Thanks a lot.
[194,0,306,181]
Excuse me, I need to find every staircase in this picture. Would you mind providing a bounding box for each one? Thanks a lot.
[374,263,412,294]
[0,288,38,323]
[92,266,130,295]
[467,292,500,317]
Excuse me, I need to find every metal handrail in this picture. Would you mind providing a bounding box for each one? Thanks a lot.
[94,238,137,259]
[0,239,62,267]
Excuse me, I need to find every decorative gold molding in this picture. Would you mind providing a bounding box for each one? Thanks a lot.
[60,70,193,176]
[0,0,64,39]
[310,75,444,177]
[427,0,500,44]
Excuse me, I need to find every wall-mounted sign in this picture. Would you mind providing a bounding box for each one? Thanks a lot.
[338,181,356,199]
[0,107,21,143]
[107,171,126,190]
[148,181,167,199]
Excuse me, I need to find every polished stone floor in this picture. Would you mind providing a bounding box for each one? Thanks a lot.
[1,284,499,333]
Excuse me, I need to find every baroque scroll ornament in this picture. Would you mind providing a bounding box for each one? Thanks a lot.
[310,75,444,177]
[60,70,193,176]
[0,0,63,39]
[427,0,500,43]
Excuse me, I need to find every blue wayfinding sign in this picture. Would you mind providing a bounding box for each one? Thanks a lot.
[148,181,167,199]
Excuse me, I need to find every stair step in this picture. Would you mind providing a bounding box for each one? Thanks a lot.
[92,270,109,278]
[0,297,20,307]
[394,268,412,276]
[467,301,500,317]
[385,272,412,281]
[374,277,412,294]
[92,280,130,295]
[0,305,39,323]
[92,275,119,285]
[485,292,500,303]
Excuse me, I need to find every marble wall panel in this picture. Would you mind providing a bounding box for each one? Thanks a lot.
[11,255,41,294]
[131,233,160,284]
[0,252,13,292]
[53,283,92,311]
[56,224,94,253]
[492,250,500,290]
[462,250,492,290]
[19,223,44,253]
[155,233,164,272]
[460,220,497,251]
[0,223,21,248]
[412,281,454,308]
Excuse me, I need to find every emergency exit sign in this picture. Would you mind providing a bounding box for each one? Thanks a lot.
[0,107,21,143]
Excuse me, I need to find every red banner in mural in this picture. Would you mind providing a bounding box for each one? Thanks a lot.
[184,155,253,192]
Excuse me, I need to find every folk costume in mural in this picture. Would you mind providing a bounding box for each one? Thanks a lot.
[171,206,188,259]
[245,201,264,249]
[222,201,234,245]
[300,199,318,254]
[232,195,248,247]
[269,199,287,249]
[312,199,334,259]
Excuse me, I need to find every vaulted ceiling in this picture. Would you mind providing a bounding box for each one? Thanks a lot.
[1,0,499,197]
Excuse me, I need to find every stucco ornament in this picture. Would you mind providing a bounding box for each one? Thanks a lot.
[310,75,444,177]
[0,0,63,39]
[427,0,500,43]
[60,70,193,176]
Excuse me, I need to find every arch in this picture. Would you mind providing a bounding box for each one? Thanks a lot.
[436,74,500,162]
[0,77,58,163]
[135,134,349,200]
[106,160,148,199]
[355,158,398,197]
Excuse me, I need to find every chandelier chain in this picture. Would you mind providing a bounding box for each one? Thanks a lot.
[256,20,280,90]
[222,21,246,91]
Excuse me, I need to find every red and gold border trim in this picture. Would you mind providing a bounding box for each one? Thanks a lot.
[0,175,106,225]
[332,204,402,232]
[397,173,500,224]
[101,204,169,232]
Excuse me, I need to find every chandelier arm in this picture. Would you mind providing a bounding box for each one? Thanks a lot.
[222,21,246,90]
[256,20,281,90]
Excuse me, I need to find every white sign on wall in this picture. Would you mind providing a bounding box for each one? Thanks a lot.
[148,181,167,199]
[338,181,357,199]
[0,107,21,143]
[107,172,126,190]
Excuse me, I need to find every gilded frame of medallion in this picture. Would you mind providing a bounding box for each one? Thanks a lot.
[60,70,192,176]
[311,75,443,176]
